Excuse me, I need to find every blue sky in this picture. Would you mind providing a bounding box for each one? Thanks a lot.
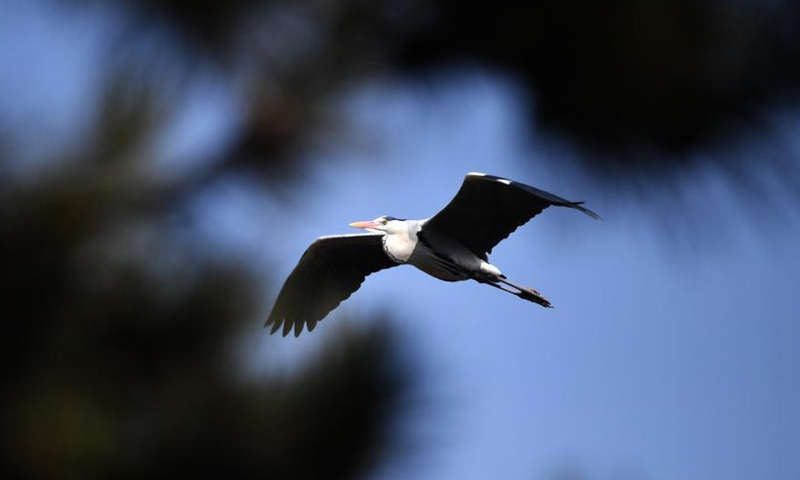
[3,2,799,479]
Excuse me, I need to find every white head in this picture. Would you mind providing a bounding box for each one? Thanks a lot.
[349,215,407,235]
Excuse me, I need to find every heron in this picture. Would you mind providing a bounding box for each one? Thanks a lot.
[266,172,600,337]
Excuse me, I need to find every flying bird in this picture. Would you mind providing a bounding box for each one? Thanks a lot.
[266,172,600,336]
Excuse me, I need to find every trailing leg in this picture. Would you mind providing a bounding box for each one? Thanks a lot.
[481,276,553,308]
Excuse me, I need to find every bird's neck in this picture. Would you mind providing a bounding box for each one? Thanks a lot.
[382,220,420,263]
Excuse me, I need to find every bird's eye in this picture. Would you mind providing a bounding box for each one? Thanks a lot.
[381,218,388,225]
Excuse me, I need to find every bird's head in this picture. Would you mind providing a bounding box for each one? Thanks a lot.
[349,215,406,235]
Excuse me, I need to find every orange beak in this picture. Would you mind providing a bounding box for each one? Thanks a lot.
[349,220,379,229]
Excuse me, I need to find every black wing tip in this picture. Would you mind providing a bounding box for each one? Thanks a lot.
[571,202,603,221]
[266,317,282,335]
[265,315,295,337]
[265,320,318,337]
[264,318,314,337]
[468,172,603,221]
[265,314,316,337]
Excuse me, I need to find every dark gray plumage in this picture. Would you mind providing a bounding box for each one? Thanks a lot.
[424,173,601,261]
[266,172,600,337]
[266,234,397,337]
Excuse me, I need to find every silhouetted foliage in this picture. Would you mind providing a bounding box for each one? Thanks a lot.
[0,75,417,479]
[397,1,800,155]
[63,0,800,180]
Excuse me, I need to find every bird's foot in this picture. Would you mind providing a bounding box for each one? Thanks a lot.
[518,287,552,308]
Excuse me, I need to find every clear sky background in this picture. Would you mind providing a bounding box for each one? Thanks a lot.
[3,2,799,479]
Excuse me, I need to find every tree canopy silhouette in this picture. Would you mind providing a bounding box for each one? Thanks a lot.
[0,75,418,479]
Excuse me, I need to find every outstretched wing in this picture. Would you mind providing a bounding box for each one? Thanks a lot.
[266,233,398,337]
[424,172,601,259]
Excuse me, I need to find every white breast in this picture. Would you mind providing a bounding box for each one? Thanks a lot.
[382,226,418,263]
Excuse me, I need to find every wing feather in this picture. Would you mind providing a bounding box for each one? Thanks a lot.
[424,173,600,259]
[266,234,398,337]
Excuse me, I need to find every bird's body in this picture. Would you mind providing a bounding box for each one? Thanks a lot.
[409,222,501,282]
[373,218,473,281]
[266,172,600,337]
